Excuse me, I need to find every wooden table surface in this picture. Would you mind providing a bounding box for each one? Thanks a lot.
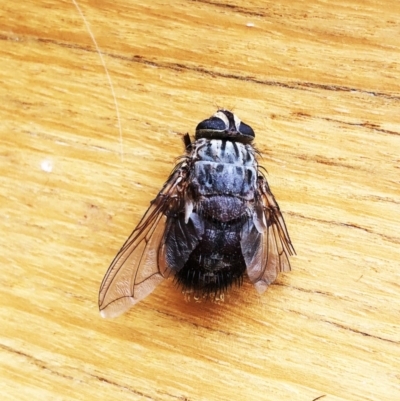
[1,1,399,400]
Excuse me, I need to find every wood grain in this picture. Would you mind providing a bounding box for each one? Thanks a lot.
[1,1,399,400]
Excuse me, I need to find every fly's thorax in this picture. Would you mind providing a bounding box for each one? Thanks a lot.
[192,162,257,198]
[187,139,258,222]
[189,139,258,201]
[191,138,257,166]
[197,195,250,222]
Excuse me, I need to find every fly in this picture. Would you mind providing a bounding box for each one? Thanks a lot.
[99,110,295,318]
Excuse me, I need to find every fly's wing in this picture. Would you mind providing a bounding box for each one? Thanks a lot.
[160,211,204,272]
[241,176,295,293]
[99,165,188,318]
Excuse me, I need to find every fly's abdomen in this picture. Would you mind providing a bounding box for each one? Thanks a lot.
[174,218,247,295]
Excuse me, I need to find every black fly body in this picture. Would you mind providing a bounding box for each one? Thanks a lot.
[99,110,295,318]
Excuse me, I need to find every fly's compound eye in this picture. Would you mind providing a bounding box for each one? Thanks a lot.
[195,110,255,143]
[237,121,255,140]
[196,116,227,134]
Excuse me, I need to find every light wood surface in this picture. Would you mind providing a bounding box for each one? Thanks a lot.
[1,1,399,400]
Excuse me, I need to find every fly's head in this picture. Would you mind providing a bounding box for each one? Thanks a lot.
[195,110,255,144]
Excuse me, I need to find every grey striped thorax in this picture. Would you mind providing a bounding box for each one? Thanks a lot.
[187,138,258,223]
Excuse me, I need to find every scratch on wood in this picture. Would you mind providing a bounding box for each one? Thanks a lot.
[71,0,124,161]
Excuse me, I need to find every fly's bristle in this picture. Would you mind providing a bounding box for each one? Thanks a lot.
[174,266,245,302]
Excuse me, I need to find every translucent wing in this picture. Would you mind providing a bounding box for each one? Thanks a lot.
[99,164,188,318]
[241,176,295,293]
